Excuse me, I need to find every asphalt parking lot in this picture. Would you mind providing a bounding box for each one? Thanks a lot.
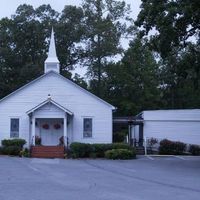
[0,156,199,200]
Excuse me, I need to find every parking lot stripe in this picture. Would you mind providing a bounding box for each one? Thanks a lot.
[174,156,186,160]
[146,156,154,160]
[28,165,40,172]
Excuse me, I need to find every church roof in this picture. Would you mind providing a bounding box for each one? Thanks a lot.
[0,71,115,110]
[26,97,73,115]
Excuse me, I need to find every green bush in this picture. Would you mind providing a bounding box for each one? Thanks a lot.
[92,143,133,157]
[70,142,134,158]
[111,143,133,150]
[105,149,136,160]
[189,145,200,155]
[159,139,186,155]
[1,139,26,148]
[1,139,26,156]
[70,142,93,158]
[92,144,106,157]
[1,146,21,156]
[0,146,2,155]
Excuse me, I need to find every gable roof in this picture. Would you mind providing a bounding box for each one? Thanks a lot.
[0,71,115,109]
[26,98,73,115]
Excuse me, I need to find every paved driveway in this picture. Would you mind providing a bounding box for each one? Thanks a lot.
[0,156,199,200]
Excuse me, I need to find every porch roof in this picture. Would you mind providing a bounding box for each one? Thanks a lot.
[26,98,73,116]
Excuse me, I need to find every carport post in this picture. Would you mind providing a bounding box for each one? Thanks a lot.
[144,137,147,155]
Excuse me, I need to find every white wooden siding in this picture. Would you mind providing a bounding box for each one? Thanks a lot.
[0,72,112,145]
[143,110,200,121]
[143,110,200,145]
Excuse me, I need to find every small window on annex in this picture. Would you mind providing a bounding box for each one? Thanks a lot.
[10,118,19,138]
[83,118,92,138]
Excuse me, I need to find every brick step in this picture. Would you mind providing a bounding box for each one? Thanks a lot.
[32,150,63,153]
[31,151,64,155]
[31,146,64,158]
[31,146,64,149]
[31,153,64,158]
[31,152,64,155]
[31,154,64,158]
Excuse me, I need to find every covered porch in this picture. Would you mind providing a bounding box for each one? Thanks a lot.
[27,96,73,158]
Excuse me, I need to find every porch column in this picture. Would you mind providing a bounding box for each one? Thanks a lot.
[63,114,68,147]
[32,117,35,146]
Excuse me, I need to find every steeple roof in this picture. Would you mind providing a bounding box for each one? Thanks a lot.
[45,28,59,63]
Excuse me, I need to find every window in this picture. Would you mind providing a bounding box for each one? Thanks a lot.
[83,118,92,138]
[10,118,19,138]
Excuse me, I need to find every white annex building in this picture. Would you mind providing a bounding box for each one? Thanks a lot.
[132,109,200,146]
[0,29,115,150]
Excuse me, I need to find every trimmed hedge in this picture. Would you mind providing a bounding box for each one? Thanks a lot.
[189,145,200,155]
[1,139,26,148]
[70,142,135,158]
[1,146,21,156]
[105,149,136,160]
[70,143,93,158]
[1,139,26,156]
[159,139,186,155]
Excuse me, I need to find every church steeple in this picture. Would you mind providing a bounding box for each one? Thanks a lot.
[44,28,60,73]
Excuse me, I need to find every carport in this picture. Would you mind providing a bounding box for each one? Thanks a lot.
[113,116,144,147]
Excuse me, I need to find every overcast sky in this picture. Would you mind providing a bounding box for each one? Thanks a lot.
[0,0,141,20]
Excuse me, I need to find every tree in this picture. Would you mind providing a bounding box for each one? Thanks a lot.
[103,37,160,115]
[56,5,85,77]
[159,43,200,108]
[135,0,200,58]
[135,0,200,109]
[81,0,131,97]
[0,4,50,98]
[0,4,86,98]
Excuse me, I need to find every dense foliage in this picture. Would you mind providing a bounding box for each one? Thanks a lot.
[159,139,186,155]
[105,148,136,159]
[135,0,200,58]
[1,139,26,155]
[1,139,26,147]
[0,0,199,116]
[69,142,135,158]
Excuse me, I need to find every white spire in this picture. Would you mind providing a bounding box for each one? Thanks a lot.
[44,28,60,73]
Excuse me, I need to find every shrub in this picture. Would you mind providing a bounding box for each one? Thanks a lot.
[92,143,133,157]
[1,139,26,156]
[70,142,93,158]
[189,145,200,155]
[70,142,135,158]
[0,146,2,155]
[159,139,186,155]
[105,149,136,160]
[92,144,107,157]
[110,143,133,150]
[19,148,30,157]
[1,139,26,148]
[1,146,21,156]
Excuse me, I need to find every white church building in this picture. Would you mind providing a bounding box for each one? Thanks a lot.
[0,29,115,155]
